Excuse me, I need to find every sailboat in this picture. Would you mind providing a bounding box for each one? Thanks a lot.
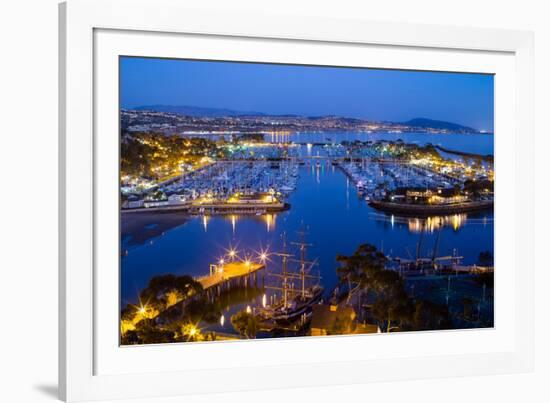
[263,230,323,323]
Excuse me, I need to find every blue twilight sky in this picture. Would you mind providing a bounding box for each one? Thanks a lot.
[120,57,494,131]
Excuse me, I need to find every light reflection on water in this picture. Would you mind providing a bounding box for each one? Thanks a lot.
[368,213,491,233]
[221,213,278,234]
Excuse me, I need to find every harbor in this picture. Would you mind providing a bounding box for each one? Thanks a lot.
[121,154,494,343]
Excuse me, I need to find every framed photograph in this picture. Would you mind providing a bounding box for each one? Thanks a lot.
[59,0,534,401]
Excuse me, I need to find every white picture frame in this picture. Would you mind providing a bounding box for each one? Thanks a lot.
[59,0,534,401]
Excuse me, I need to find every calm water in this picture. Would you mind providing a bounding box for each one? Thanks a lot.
[266,132,494,155]
[121,163,494,306]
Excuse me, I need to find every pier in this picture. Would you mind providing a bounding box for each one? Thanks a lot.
[196,261,266,292]
[121,200,289,214]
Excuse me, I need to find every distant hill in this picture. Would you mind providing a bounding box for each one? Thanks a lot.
[403,118,479,133]
[132,105,265,117]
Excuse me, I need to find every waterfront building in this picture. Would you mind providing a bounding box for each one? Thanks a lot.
[310,304,357,336]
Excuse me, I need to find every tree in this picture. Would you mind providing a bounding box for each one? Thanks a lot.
[121,318,176,345]
[138,274,203,310]
[231,311,259,339]
[371,270,412,332]
[336,243,386,290]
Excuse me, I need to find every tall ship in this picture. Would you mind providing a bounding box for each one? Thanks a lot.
[259,230,323,323]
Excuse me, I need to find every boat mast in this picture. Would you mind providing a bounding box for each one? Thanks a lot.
[291,228,313,299]
[273,232,293,308]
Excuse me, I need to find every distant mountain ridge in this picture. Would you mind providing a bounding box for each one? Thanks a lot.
[131,105,482,133]
[403,118,478,133]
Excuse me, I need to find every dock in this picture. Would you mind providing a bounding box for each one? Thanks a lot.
[196,261,266,292]
[121,200,289,214]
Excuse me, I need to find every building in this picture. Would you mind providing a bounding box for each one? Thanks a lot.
[310,304,357,336]
[168,193,186,205]
[396,187,469,205]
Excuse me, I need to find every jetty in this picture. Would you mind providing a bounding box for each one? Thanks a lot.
[121,200,289,214]
[196,261,266,292]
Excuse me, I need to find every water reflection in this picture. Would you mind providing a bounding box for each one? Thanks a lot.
[230,214,237,234]
[407,214,467,233]
[264,213,275,232]
[369,213,493,233]
[216,214,278,234]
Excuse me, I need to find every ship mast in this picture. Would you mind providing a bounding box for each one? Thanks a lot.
[273,232,293,307]
[268,228,321,310]
[290,228,314,298]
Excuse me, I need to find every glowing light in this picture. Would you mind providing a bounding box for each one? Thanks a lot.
[262,294,267,308]
[220,315,225,327]
[231,215,237,233]
[246,305,252,314]
[452,214,462,231]
[264,214,274,232]
[188,326,197,337]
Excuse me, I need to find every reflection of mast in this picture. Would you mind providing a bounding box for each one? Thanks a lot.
[416,224,424,263]
[431,223,442,267]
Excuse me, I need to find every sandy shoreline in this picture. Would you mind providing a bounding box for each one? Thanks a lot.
[121,211,188,247]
